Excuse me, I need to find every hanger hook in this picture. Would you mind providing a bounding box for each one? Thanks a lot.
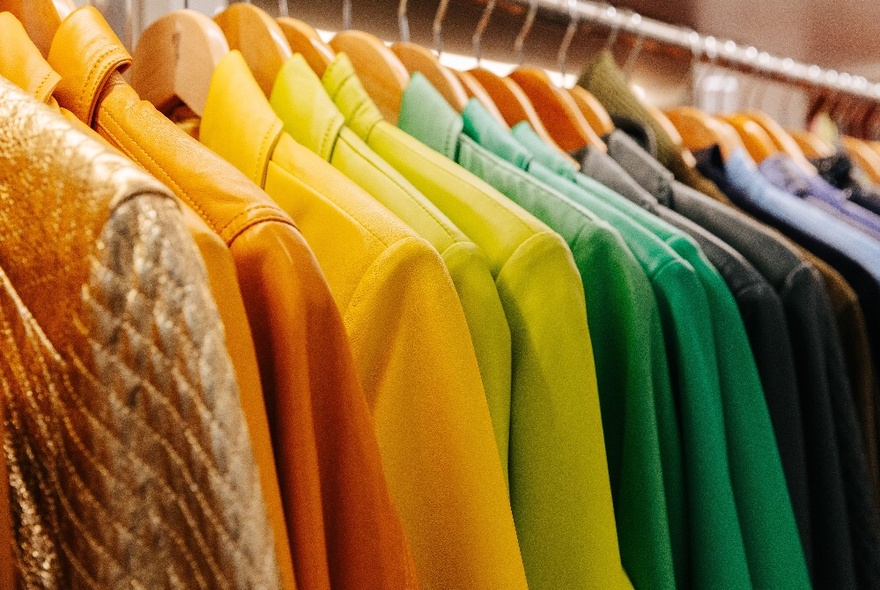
[398,0,410,42]
[695,36,720,109]
[687,29,703,106]
[278,0,288,17]
[603,5,621,52]
[472,0,497,66]
[342,0,352,30]
[433,0,451,56]
[622,12,645,81]
[514,0,539,66]
[556,0,579,79]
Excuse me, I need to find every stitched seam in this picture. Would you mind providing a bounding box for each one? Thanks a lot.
[224,214,297,245]
[76,46,121,123]
[341,135,458,243]
[320,117,342,159]
[255,122,279,188]
[33,70,55,102]
[98,108,221,233]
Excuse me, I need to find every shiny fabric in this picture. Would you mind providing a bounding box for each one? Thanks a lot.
[200,50,525,590]
[271,55,514,475]
[398,72,633,590]
[47,10,418,590]
[0,77,280,588]
[725,149,880,589]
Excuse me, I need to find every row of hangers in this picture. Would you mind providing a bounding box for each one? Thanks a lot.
[8,0,880,184]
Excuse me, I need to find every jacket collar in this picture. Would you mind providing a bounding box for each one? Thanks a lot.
[398,72,462,161]
[510,121,577,179]
[200,50,283,189]
[48,6,131,126]
[270,54,343,162]
[0,12,61,103]
[461,99,533,171]
[322,53,384,141]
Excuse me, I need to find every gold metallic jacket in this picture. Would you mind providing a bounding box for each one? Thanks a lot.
[0,77,281,589]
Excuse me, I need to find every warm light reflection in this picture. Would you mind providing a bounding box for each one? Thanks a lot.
[316,29,579,88]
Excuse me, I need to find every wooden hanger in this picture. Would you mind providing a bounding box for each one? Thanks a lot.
[741,111,815,173]
[718,113,779,163]
[276,17,333,78]
[131,10,229,117]
[508,68,606,153]
[665,107,745,160]
[789,130,834,159]
[567,86,614,136]
[840,135,880,184]
[0,0,76,56]
[469,69,561,146]
[452,69,509,127]
[213,3,292,97]
[391,42,468,111]
[329,31,409,125]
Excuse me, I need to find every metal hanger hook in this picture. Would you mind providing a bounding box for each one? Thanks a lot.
[433,0,451,56]
[398,0,410,43]
[622,12,645,81]
[278,0,288,17]
[472,0,497,66]
[603,4,621,52]
[514,0,539,66]
[556,0,579,78]
[342,0,352,30]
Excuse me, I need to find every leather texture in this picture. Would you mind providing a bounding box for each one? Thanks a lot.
[276,54,514,482]
[0,76,280,589]
[489,108,810,590]
[399,72,634,590]
[199,50,527,590]
[466,104,681,590]
[47,9,418,590]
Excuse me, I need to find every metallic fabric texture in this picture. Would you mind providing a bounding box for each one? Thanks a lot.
[0,76,280,590]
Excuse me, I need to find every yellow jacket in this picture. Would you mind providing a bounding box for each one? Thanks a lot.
[200,50,528,590]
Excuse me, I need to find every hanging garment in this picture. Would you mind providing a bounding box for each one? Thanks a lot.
[269,55,513,474]
[199,49,525,590]
[462,96,812,590]
[46,9,417,590]
[396,72,633,590]
[562,125,813,562]
[761,155,880,238]
[812,150,880,216]
[321,53,518,472]
[723,149,880,589]
[577,50,729,202]
[420,94,678,589]
[0,76,280,589]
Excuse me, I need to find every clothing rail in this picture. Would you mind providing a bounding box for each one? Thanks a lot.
[494,0,880,100]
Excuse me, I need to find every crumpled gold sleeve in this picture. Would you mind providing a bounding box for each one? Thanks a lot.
[0,76,281,589]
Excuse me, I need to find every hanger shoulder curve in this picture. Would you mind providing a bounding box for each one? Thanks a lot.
[789,129,835,159]
[665,106,744,160]
[131,9,229,117]
[718,113,778,163]
[841,135,880,184]
[742,110,815,173]
[213,3,292,97]
[567,86,614,136]
[0,0,76,56]
[391,42,467,111]
[508,67,605,152]
[276,17,333,78]
[452,69,509,128]
[329,30,409,124]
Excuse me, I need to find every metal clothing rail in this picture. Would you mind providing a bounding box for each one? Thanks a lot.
[499,0,880,100]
